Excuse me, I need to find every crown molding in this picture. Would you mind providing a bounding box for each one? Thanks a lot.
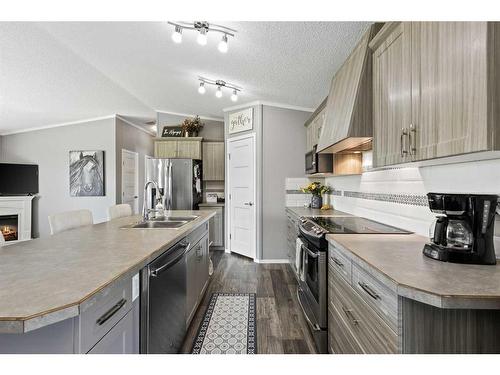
[155,109,224,122]
[115,115,156,136]
[0,115,116,136]
[222,100,315,113]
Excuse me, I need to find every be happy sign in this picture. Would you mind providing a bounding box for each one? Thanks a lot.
[228,108,253,134]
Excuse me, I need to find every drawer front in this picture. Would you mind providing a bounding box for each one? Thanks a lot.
[328,305,364,354]
[351,263,398,331]
[331,273,398,354]
[328,243,352,284]
[87,300,139,354]
[79,275,134,353]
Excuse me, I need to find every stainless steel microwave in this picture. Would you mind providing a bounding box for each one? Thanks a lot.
[305,146,333,174]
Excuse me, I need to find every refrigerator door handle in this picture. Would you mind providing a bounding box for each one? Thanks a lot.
[167,160,173,210]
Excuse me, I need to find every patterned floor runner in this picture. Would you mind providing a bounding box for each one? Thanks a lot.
[191,293,257,354]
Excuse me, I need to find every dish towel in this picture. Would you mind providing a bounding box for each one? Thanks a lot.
[295,238,306,282]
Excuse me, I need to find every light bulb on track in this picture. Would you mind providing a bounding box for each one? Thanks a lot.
[215,86,223,98]
[230,89,238,102]
[218,34,228,53]
[197,28,208,46]
[198,82,206,94]
[172,25,182,44]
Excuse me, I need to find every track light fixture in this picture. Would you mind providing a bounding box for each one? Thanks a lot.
[197,77,242,100]
[168,21,236,53]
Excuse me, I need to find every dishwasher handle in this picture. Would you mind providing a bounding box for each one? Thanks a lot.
[150,241,190,278]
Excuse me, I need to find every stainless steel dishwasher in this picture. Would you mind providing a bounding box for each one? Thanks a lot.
[140,238,190,354]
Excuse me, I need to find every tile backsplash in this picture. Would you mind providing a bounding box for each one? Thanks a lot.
[287,158,500,242]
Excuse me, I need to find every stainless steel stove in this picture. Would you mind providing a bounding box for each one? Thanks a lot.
[296,215,411,353]
[308,216,412,235]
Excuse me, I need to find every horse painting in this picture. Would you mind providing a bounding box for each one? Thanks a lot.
[69,151,105,196]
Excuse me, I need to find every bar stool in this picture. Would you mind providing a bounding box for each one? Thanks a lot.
[48,209,93,235]
[108,204,132,220]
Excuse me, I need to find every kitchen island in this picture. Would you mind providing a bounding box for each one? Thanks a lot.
[0,211,215,353]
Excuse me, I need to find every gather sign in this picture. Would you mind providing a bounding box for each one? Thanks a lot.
[228,108,253,134]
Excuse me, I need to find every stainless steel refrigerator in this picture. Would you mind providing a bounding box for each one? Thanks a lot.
[145,158,202,211]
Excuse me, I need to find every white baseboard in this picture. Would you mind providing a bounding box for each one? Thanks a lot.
[224,248,231,253]
[254,258,289,264]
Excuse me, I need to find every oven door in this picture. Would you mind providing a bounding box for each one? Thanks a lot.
[298,238,327,329]
[305,149,317,174]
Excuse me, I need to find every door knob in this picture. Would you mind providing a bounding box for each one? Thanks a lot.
[244,202,253,206]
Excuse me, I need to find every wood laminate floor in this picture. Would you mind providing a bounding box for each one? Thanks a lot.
[182,251,318,354]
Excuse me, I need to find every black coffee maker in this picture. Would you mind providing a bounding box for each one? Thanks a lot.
[423,193,498,265]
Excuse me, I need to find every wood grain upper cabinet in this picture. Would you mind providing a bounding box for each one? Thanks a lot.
[154,138,202,159]
[202,142,225,181]
[177,140,202,159]
[410,22,489,160]
[304,99,327,151]
[372,22,412,167]
[154,140,178,158]
[371,22,500,166]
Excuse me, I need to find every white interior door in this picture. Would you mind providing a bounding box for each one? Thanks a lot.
[227,134,256,259]
[121,149,139,214]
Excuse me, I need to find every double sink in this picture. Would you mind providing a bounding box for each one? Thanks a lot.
[121,215,199,229]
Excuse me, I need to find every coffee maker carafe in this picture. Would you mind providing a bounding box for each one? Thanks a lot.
[423,193,498,265]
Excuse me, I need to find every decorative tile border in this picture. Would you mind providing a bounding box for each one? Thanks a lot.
[343,191,428,207]
[329,189,342,197]
[286,188,428,207]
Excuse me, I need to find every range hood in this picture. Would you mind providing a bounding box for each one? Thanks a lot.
[317,24,380,154]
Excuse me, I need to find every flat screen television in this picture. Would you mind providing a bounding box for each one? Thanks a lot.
[0,163,39,195]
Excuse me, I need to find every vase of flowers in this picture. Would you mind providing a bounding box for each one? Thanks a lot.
[181,115,204,137]
[301,182,330,209]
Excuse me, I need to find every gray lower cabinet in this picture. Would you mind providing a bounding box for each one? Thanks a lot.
[186,231,210,326]
[286,210,300,264]
[87,300,139,354]
[199,206,224,248]
[328,242,500,354]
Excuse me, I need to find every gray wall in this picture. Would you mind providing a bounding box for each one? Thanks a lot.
[157,112,224,141]
[262,106,310,260]
[115,118,154,213]
[1,118,116,238]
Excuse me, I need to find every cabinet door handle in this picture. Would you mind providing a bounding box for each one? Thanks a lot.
[400,128,408,157]
[244,202,253,206]
[96,298,126,326]
[358,282,380,300]
[342,306,360,326]
[332,257,344,267]
[409,124,416,156]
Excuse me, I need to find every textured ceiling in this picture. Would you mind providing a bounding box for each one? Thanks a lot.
[0,21,371,134]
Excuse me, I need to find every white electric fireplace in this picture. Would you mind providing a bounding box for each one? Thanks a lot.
[0,196,34,244]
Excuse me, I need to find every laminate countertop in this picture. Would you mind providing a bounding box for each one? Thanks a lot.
[0,211,215,334]
[327,233,500,309]
[286,207,353,217]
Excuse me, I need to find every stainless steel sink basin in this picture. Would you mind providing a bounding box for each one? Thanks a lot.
[121,215,199,230]
[150,215,199,222]
[122,221,187,229]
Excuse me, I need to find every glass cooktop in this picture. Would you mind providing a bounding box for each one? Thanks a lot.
[308,216,412,234]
